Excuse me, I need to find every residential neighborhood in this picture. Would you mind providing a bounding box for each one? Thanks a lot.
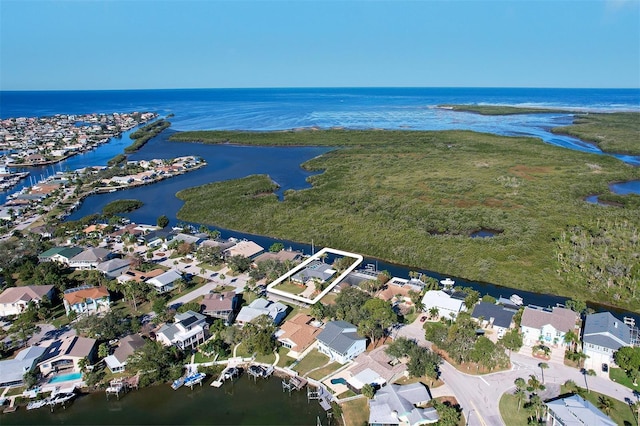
[0,217,638,426]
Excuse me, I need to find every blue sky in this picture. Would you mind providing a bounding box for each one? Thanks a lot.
[1,0,639,90]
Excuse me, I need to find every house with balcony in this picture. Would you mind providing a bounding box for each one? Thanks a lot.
[69,247,113,270]
[582,312,632,369]
[520,306,579,347]
[471,302,517,338]
[156,310,207,350]
[421,290,466,320]
[63,285,110,316]
[38,335,97,375]
[0,285,54,317]
[201,291,240,325]
[316,320,366,364]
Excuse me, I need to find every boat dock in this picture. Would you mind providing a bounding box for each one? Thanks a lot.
[211,365,242,387]
[247,364,274,382]
[106,375,140,399]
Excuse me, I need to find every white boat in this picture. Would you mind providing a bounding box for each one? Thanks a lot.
[509,294,524,306]
[171,377,184,390]
[184,372,206,387]
[26,399,50,410]
[48,392,75,406]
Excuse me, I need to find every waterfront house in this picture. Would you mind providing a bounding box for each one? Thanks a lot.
[349,345,408,388]
[368,383,439,425]
[420,290,465,320]
[38,246,83,265]
[471,302,516,338]
[316,320,367,364]
[38,335,97,375]
[146,269,183,293]
[275,313,322,357]
[0,345,46,387]
[291,260,336,286]
[223,239,264,259]
[156,310,207,350]
[201,291,240,325]
[545,394,615,426]
[0,284,54,317]
[69,247,112,270]
[104,334,146,373]
[520,306,579,347]
[582,312,631,369]
[63,285,110,316]
[235,298,288,326]
[139,229,174,248]
[97,257,131,278]
[252,249,303,265]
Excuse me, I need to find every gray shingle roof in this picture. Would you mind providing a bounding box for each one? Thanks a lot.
[583,312,631,350]
[471,302,515,329]
[316,321,365,354]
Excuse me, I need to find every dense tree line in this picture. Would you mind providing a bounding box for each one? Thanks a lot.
[425,313,510,371]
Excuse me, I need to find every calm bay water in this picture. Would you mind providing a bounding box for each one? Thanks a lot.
[2,375,328,425]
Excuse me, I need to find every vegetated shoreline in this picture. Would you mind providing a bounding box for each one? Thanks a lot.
[172,126,640,313]
[439,106,640,156]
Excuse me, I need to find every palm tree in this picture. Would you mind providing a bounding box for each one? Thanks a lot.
[563,330,579,352]
[597,395,613,415]
[630,400,640,426]
[514,387,526,412]
[429,307,439,319]
[538,362,549,384]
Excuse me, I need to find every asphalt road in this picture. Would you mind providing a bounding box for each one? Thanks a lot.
[395,318,639,426]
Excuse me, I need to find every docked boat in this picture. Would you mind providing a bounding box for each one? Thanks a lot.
[184,372,206,387]
[171,377,185,390]
[48,392,75,406]
[26,399,50,410]
[509,294,524,306]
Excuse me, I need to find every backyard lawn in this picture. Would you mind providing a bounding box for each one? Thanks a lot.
[292,349,330,376]
[340,397,369,426]
[308,362,342,381]
[273,281,306,295]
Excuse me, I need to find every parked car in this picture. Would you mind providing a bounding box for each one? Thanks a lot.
[420,316,427,322]
[602,363,609,373]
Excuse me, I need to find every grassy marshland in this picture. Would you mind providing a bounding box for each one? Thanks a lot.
[173,127,640,312]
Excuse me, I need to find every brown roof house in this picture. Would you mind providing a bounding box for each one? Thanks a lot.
[63,285,111,317]
[104,334,146,373]
[275,314,322,358]
[520,306,579,347]
[202,291,240,325]
[38,335,97,376]
[0,285,54,317]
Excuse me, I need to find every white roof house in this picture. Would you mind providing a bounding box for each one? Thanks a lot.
[546,394,616,426]
[156,310,207,350]
[368,383,439,425]
[235,298,288,326]
[0,346,46,387]
[421,290,465,319]
[146,269,182,293]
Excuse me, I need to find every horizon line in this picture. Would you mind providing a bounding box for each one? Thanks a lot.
[2,85,640,93]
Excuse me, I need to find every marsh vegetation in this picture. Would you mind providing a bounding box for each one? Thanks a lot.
[173,126,640,312]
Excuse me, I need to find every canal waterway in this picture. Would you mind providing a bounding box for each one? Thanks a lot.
[1,375,328,425]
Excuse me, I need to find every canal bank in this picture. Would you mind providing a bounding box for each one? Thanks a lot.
[2,375,328,425]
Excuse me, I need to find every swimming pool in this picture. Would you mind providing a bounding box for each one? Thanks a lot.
[48,372,82,384]
[330,378,346,385]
